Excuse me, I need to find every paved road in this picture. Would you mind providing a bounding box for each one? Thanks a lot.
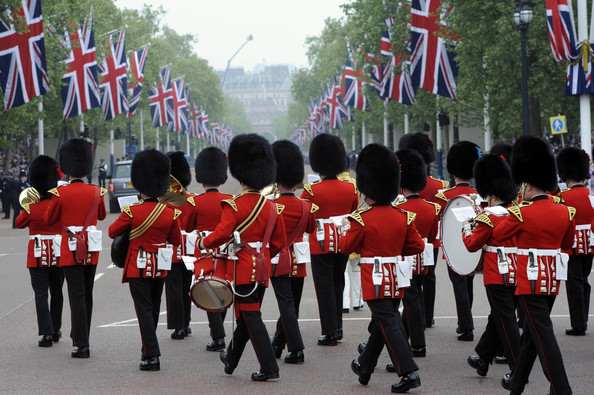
[0,174,592,394]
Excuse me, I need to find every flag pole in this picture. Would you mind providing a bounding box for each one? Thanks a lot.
[37,101,44,155]
[156,127,160,151]
[576,0,592,157]
[383,101,389,146]
[140,108,144,151]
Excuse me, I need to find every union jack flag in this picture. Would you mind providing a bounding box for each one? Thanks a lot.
[148,65,173,127]
[167,78,188,132]
[410,0,458,99]
[380,55,415,105]
[0,0,50,110]
[342,56,367,110]
[188,103,201,138]
[327,83,349,129]
[60,10,100,120]
[200,110,210,142]
[99,30,127,120]
[546,0,577,62]
[566,43,594,95]
[127,45,148,117]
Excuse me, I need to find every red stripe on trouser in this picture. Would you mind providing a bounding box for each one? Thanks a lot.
[520,296,556,394]
[486,287,516,363]
[368,303,401,375]
[241,310,263,371]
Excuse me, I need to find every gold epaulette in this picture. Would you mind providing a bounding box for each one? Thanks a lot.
[187,195,196,206]
[349,206,371,227]
[567,206,576,221]
[560,187,571,193]
[310,203,319,213]
[340,177,358,193]
[429,201,441,216]
[393,197,407,206]
[435,191,448,202]
[222,199,238,212]
[275,203,285,214]
[48,187,59,197]
[550,195,562,204]
[303,182,316,196]
[100,187,107,197]
[173,208,182,220]
[121,205,133,218]
[474,212,493,228]
[406,210,416,225]
[508,205,524,222]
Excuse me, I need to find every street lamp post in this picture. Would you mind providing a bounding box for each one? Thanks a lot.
[514,0,533,136]
[220,34,253,91]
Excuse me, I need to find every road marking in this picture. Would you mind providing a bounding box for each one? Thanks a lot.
[95,272,104,281]
[0,297,33,321]
[106,263,115,269]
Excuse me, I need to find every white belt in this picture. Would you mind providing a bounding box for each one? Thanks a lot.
[67,226,96,232]
[181,230,197,236]
[29,234,60,240]
[485,246,517,254]
[517,248,560,257]
[198,230,212,237]
[359,256,401,264]
[575,224,591,231]
[247,242,269,251]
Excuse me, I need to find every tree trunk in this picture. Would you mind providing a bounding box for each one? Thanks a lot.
[529,95,541,137]
[3,134,13,173]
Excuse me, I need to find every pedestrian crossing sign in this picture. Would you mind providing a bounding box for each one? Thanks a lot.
[550,115,567,135]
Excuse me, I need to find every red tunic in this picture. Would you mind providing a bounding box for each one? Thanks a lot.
[300,178,359,254]
[108,201,182,283]
[463,210,518,286]
[492,196,575,295]
[271,194,318,278]
[163,192,195,261]
[184,189,233,233]
[558,186,594,255]
[44,181,107,266]
[434,184,478,216]
[394,195,440,275]
[15,199,62,268]
[420,176,449,248]
[339,205,425,301]
[197,190,286,286]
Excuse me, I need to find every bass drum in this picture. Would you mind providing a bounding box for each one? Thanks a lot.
[190,254,233,312]
[441,195,482,276]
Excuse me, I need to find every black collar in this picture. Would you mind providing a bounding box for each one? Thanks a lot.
[531,195,549,202]
[455,182,470,187]
[205,188,219,193]
[570,184,585,189]
[70,179,84,184]
[280,192,294,197]
[144,197,159,202]
[405,194,421,199]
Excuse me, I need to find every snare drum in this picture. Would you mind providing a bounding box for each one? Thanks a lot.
[190,254,233,312]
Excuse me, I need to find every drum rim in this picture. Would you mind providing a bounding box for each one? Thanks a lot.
[190,276,233,312]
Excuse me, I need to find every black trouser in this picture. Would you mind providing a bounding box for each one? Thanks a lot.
[359,299,418,377]
[400,274,426,348]
[63,265,96,347]
[98,174,106,188]
[207,310,227,340]
[566,254,592,330]
[1,195,9,218]
[422,247,439,325]
[29,266,64,335]
[510,295,572,395]
[129,277,164,358]
[271,276,305,352]
[447,265,474,331]
[474,284,520,369]
[311,253,348,336]
[10,199,20,228]
[166,262,192,329]
[226,284,278,374]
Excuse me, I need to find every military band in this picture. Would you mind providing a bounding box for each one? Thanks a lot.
[15,132,592,394]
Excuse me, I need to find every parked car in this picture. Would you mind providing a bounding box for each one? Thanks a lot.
[107,161,140,213]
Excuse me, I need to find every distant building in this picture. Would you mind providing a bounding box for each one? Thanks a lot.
[218,64,294,138]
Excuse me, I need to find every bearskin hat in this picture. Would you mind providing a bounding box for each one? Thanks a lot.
[309,134,346,177]
[131,149,171,198]
[228,134,276,190]
[473,154,517,204]
[356,144,400,205]
[29,155,60,198]
[272,140,304,188]
[195,147,228,186]
[447,141,481,180]
[489,142,513,163]
[510,136,557,191]
[556,147,591,183]
[59,138,92,178]
[396,148,427,192]
[398,132,435,164]
[166,151,191,188]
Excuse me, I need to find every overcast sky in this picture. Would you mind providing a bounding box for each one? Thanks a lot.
[115,0,348,72]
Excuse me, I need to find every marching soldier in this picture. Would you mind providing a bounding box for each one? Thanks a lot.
[161,151,195,340]
[556,147,592,336]
[462,154,520,377]
[300,134,359,345]
[435,141,481,341]
[109,149,182,371]
[398,132,448,328]
[15,156,64,347]
[269,140,317,364]
[394,148,440,358]
[183,147,232,352]
[494,136,574,394]
[340,144,425,393]
[45,139,107,358]
[198,134,286,381]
